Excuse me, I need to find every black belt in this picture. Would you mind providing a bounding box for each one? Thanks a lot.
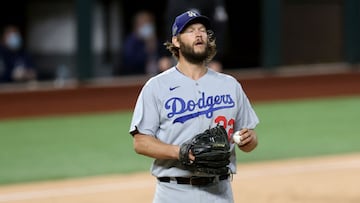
[157,174,230,186]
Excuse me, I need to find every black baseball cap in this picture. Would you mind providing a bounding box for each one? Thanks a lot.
[172,10,211,36]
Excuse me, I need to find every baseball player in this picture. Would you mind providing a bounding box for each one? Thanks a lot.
[129,10,259,203]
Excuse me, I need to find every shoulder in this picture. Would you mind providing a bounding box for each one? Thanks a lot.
[143,67,178,87]
[208,69,240,84]
[0,45,8,56]
[123,33,141,46]
[138,67,180,98]
[206,69,246,94]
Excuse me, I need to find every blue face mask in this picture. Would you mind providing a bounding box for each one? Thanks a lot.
[6,32,22,50]
[138,23,155,39]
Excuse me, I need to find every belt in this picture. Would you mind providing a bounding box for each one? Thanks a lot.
[157,174,230,186]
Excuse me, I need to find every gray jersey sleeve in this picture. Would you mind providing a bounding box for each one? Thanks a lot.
[129,79,160,136]
[235,83,259,130]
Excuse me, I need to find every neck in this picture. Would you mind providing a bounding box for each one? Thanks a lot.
[176,61,207,80]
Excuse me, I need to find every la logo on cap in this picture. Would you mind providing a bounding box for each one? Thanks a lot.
[172,10,210,36]
[187,11,198,17]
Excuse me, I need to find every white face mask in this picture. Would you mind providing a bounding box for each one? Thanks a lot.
[6,32,22,50]
[138,23,155,39]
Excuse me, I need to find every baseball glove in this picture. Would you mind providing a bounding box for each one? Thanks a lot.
[179,125,231,175]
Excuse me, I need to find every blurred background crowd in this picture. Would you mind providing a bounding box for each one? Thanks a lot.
[0,0,358,85]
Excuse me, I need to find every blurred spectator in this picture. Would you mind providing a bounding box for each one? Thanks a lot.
[121,10,162,76]
[159,0,229,72]
[0,25,36,83]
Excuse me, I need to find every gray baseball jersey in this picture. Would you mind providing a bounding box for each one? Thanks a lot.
[129,67,259,177]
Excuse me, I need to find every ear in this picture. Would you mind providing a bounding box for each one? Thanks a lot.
[172,36,180,48]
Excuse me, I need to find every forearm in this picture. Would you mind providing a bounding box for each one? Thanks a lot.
[133,133,180,160]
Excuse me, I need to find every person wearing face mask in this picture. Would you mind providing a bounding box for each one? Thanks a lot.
[0,25,36,83]
[121,10,162,76]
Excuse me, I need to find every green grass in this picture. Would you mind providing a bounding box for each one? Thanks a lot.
[0,111,152,184]
[236,96,360,162]
[0,96,359,185]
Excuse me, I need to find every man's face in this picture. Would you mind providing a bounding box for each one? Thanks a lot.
[177,23,209,64]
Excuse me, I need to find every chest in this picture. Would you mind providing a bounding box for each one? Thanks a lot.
[158,81,238,124]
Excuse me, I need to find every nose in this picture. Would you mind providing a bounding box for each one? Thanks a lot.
[194,30,206,37]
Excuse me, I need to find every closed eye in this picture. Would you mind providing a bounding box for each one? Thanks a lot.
[183,27,207,34]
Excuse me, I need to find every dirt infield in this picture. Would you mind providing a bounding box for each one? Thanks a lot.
[0,153,359,203]
[0,66,359,202]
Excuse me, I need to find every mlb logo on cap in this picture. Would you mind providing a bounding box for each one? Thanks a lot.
[172,10,211,36]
